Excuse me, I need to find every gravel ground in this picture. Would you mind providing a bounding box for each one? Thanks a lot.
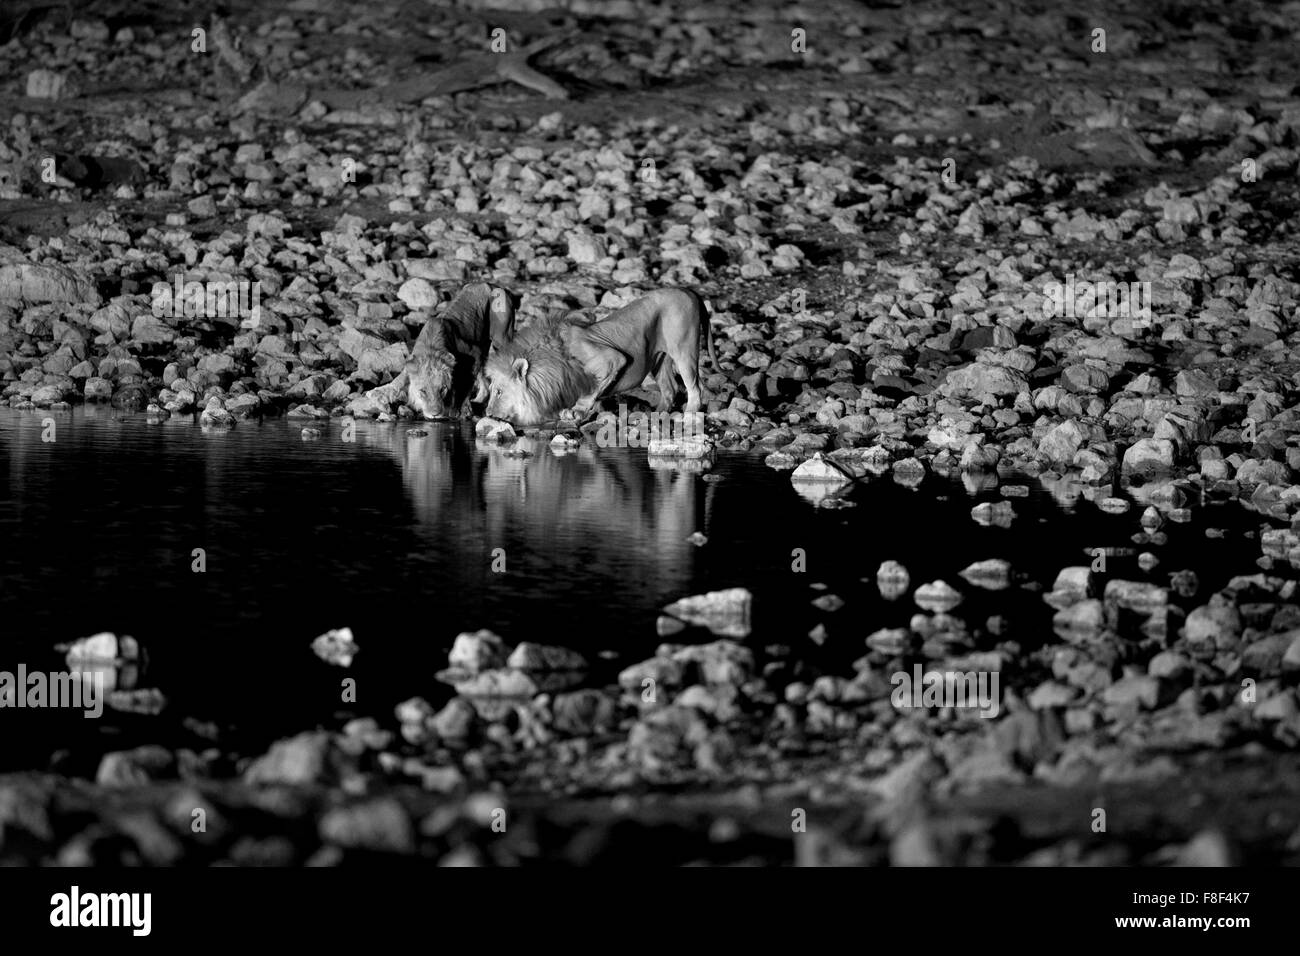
[3,0,1300,865]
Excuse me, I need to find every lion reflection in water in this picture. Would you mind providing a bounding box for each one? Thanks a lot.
[358,424,715,594]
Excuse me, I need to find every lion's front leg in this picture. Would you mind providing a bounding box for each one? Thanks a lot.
[567,339,630,419]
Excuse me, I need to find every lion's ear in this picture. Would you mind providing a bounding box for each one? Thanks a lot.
[512,357,529,383]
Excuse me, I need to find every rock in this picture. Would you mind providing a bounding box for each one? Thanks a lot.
[311,627,358,667]
[1101,674,1162,710]
[26,69,68,99]
[430,698,477,741]
[96,746,175,787]
[199,397,235,427]
[1242,632,1294,676]
[1028,681,1080,709]
[1183,601,1241,650]
[1050,567,1094,601]
[1175,829,1236,866]
[567,232,607,265]
[618,655,686,693]
[475,417,516,443]
[84,377,112,401]
[551,689,616,735]
[347,376,407,417]
[1103,579,1167,615]
[244,732,334,785]
[971,501,1016,527]
[942,363,1028,398]
[892,457,926,485]
[187,195,218,218]
[109,688,167,715]
[397,278,440,309]
[1262,529,1300,559]
[662,587,752,637]
[357,343,409,380]
[1147,650,1189,681]
[1282,631,1300,670]
[960,442,1000,471]
[448,630,508,673]
[31,384,69,406]
[1122,439,1175,476]
[338,328,388,362]
[1256,690,1298,722]
[319,798,415,854]
[1236,459,1290,486]
[790,452,855,484]
[811,593,845,612]
[627,705,714,771]
[1038,420,1088,464]
[0,262,100,306]
[877,560,910,600]
[506,642,587,671]
[959,559,1011,590]
[1052,599,1104,638]
[914,580,963,612]
[62,632,140,664]
[1174,369,1217,398]
[450,668,538,698]
[647,436,713,458]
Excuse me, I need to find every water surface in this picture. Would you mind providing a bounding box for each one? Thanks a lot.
[0,408,1264,769]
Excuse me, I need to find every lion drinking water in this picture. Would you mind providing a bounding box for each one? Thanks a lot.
[405,282,517,419]
[483,288,717,427]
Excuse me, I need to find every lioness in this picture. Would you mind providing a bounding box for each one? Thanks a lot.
[483,288,716,426]
[407,282,517,419]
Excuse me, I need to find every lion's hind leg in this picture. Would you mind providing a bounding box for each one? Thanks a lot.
[669,342,704,413]
[653,354,681,412]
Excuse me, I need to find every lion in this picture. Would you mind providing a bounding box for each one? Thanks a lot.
[482,321,596,427]
[483,288,716,427]
[406,282,517,419]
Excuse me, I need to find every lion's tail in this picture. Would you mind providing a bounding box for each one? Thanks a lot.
[696,291,719,369]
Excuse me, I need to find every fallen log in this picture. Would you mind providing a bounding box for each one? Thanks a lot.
[232,35,571,116]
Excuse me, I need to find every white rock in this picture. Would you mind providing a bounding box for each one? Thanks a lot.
[397,277,440,309]
[790,452,855,484]
[914,580,963,612]
[26,69,67,99]
[475,417,517,443]
[647,437,712,458]
[448,630,508,673]
[662,588,752,638]
[959,559,1011,590]
[1122,438,1176,475]
[311,627,358,667]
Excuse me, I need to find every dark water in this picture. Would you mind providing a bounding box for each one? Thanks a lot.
[0,408,1269,771]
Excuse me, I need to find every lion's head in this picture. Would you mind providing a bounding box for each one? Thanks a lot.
[407,322,458,419]
[483,343,593,427]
